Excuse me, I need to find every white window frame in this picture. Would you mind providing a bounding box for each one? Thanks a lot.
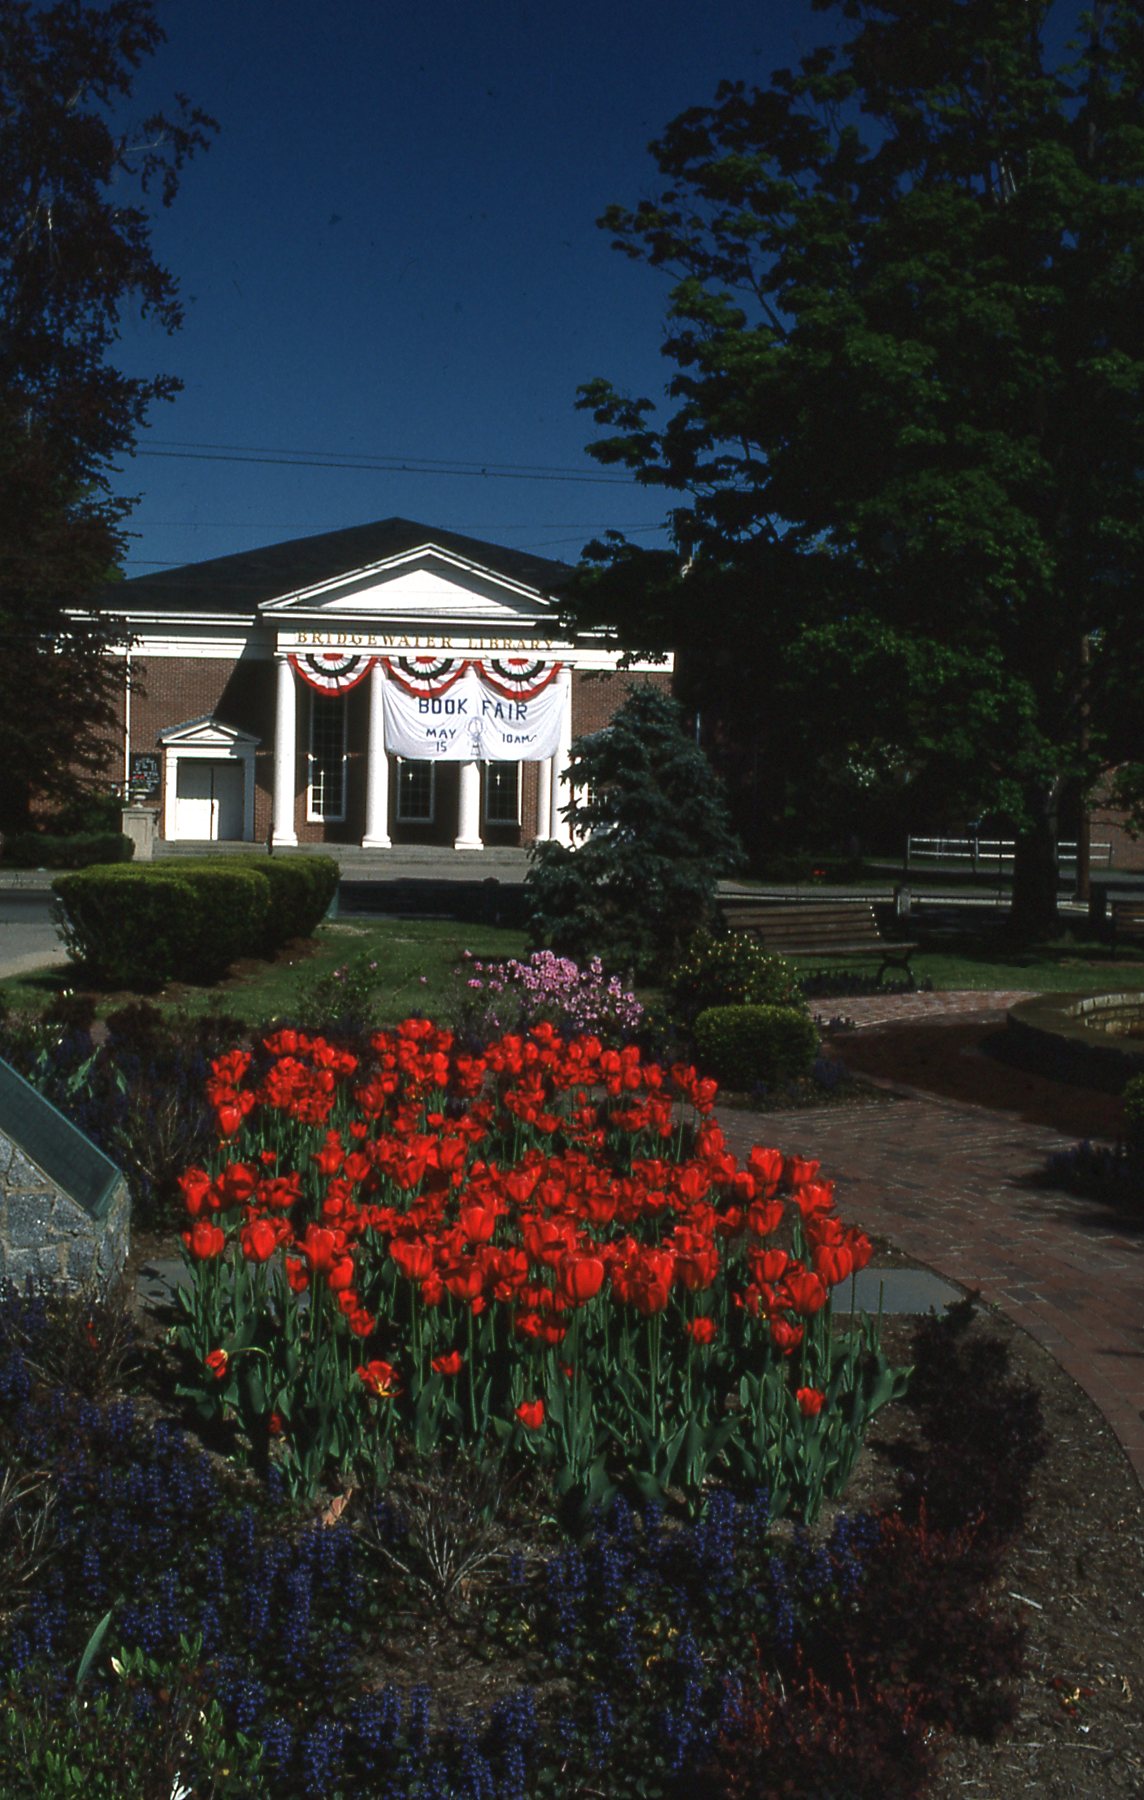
[307,692,348,823]
[483,761,521,826]
[396,758,436,823]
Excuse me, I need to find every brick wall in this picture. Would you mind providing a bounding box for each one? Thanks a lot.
[570,668,672,737]
[115,654,675,846]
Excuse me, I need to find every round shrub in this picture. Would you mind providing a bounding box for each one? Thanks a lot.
[667,930,805,1028]
[694,1004,820,1089]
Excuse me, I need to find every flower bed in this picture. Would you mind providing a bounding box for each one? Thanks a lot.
[0,1285,1041,1798]
[175,1020,907,1521]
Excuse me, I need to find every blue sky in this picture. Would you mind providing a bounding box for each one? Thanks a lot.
[111,0,836,577]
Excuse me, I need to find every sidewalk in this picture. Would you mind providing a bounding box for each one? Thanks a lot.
[720,1023,1144,1490]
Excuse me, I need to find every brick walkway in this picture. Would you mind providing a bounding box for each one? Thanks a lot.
[719,991,1144,1490]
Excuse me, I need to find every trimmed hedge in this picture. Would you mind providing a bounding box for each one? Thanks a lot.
[2,831,134,869]
[53,855,338,987]
[257,854,339,945]
[694,1003,820,1089]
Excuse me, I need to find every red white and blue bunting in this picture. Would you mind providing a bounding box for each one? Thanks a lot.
[381,655,470,697]
[289,650,377,695]
[476,657,562,701]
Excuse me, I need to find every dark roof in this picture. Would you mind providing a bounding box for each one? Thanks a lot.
[112,517,575,616]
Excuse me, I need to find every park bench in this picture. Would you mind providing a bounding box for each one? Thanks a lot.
[1107,896,1144,953]
[716,897,917,985]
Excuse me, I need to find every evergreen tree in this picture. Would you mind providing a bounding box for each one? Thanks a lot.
[526,684,742,977]
[568,0,1144,934]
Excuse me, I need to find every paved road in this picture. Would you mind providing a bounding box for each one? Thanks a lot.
[0,888,67,979]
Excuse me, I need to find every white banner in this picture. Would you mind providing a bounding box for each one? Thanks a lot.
[381,666,564,760]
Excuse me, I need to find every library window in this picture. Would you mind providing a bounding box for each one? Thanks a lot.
[396,759,435,823]
[484,762,520,825]
[307,694,347,821]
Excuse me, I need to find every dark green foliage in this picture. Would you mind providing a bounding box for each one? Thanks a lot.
[1,832,132,869]
[526,685,742,977]
[1,999,242,1229]
[53,863,268,986]
[1123,1072,1144,1160]
[694,1003,819,1087]
[0,1277,1038,1794]
[0,1,215,831]
[51,856,335,986]
[569,0,1144,933]
[667,929,805,1028]
[256,855,339,946]
[1,1644,268,1799]
[53,868,205,987]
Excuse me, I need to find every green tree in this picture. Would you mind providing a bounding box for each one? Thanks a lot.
[0,0,215,831]
[526,684,742,977]
[568,0,1144,933]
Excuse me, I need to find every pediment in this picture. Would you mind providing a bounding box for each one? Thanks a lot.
[158,715,260,750]
[259,545,556,629]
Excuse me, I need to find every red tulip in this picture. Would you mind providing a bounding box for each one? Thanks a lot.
[797,1386,825,1417]
[556,1253,606,1306]
[390,1238,435,1282]
[178,1167,216,1218]
[183,1219,226,1260]
[516,1399,545,1430]
[240,1218,282,1263]
[813,1242,855,1287]
[783,1268,829,1315]
[769,1318,804,1354]
[356,1359,400,1398]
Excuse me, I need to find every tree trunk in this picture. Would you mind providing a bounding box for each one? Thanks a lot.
[1010,790,1060,938]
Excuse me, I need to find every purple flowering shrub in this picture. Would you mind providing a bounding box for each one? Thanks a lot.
[449,949,644,1045]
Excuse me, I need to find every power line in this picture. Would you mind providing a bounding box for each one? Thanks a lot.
[144,438,626,479]
[136,442,635,486]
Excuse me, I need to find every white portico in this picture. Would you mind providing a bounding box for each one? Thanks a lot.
[263,538,578,851]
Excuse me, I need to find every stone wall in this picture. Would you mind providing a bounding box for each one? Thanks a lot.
[0,1134,130,1295]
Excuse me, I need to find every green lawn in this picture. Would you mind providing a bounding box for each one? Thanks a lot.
[0,918,530,1028]
[792,925,1144,995]
[4,916,1143,1030]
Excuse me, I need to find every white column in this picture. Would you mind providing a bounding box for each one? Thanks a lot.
[549,668,574,846]
[454,759,484,850]
[362,660,392,848]
[535,756,553,841]
[272,654,299,846]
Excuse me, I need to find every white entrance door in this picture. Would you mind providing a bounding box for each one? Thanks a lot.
[175,760,244,840]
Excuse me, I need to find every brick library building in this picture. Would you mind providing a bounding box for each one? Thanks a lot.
[106,519,670,853]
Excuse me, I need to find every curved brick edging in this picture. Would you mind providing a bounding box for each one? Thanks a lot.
[720,1089,1144,1492]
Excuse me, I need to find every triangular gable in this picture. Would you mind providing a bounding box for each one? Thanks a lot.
[158,715,261,749]
[259,544,557,628]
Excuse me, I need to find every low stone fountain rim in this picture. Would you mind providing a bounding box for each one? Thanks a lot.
[1007,990,1144,1090]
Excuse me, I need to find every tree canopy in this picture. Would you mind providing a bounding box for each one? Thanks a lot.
[0,0,215,830]
[567,0,1144,930]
